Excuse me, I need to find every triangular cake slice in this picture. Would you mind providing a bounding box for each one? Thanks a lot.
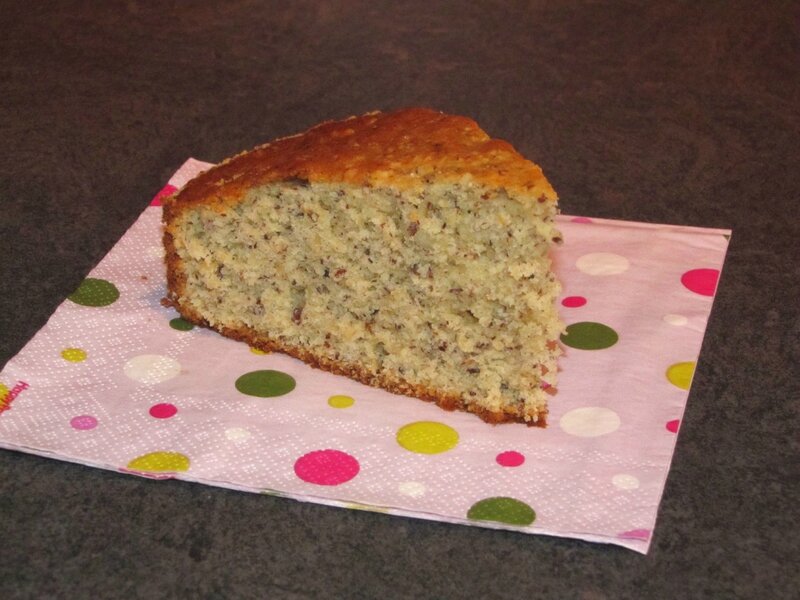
[163,108,562,425]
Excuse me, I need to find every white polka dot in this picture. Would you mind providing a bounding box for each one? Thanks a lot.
[612,474,640,490]
[123,354,181,384]
[576,252,630,275]
[560,407,621,437]
[225,427,251,442]
[663,313,688,326]
[398,481,426,498]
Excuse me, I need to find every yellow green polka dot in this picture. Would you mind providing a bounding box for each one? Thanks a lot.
[396,421,459,454]
[0,383,9,407]
[666,361,695,390]
[61,348,87,362]
[345,502,388,513]
[328,394,354,409]
[127,451,190,472]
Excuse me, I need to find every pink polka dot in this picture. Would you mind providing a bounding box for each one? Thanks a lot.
[681,268,720,296]
[496,451,525,467]
[149,403,178,419]
[618,528,651,541]
[70,415,98,430]
[562,296,587,308]
[149,184,177,207]
[294,449,360,486]
[666,419,680,433]
[571,216,593,223]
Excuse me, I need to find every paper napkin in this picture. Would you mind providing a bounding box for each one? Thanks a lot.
[0,159,731,553]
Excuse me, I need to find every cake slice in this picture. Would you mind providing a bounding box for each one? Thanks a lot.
[163,108,562,425]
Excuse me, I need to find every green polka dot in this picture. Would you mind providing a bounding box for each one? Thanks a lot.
[68,278,119,307]
[560,321,618,350]
[328,394,354,409]
[467,497,536,526]
[169,317,194,331]
[235,370,296,397]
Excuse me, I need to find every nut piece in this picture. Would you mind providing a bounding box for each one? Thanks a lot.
[292,307,303,325]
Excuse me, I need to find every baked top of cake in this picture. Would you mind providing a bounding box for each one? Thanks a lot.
[167,107,557,212]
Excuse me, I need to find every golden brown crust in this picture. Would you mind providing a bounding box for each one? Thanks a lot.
[162,107,557,215]
[162,202,181,302]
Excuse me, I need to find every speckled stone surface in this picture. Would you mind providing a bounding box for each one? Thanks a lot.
[1,1,798,598]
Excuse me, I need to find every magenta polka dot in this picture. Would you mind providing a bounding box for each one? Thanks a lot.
[618,528,651,541]
[70,415,98,430]
[149,403,178,419]
[496,451,525,467]
[562,296,587,308]
[681,268,720,296]
[149,183,177,207]
[571,216,593,223]
[666,419,680,433]
[294,449,360,486]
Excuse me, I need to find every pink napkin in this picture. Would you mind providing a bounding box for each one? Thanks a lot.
[0,159,730,553]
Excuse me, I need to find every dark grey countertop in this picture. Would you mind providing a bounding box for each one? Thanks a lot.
[1,1,798,598]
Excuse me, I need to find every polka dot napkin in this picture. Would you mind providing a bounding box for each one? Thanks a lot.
[0,159,731,553]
